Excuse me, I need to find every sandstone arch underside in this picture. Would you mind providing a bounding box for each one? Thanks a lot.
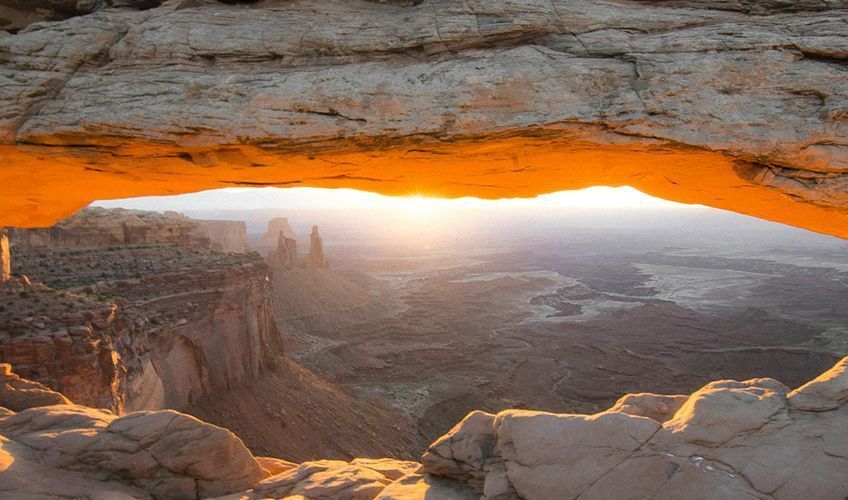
[0,0,846,236]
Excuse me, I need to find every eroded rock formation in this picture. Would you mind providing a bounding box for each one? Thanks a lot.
[260,217,299,249]
[0,231,9,281]
[9,207,248,253]
[0,277,124,411]
[422,358,848,499]
[266,231,298,271]
[1,355,847,499]
[306,225,329,269]
[0,0,845,238]
[2,208,282,412]
[194,219,250,253]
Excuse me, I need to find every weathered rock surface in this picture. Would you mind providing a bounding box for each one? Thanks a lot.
[0,362,71,410]
[9,207,248,253]
[0,404,265,499]
[422,355,848,500]
[607,392,689,423]
[0,277,124,411]
[3,208,283,412]
[1,358,848,498]
[0,0,846,237]
[787,356,848,411]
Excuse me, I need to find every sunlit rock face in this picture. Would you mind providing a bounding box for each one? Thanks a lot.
[0,232,9,281]
[0,0,846,237]
[422,357,848,500]
[1,357,846,499]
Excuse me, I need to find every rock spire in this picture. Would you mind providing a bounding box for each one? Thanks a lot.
[266,231,298,271]
[0,230,10,281]
[306,225,328,269]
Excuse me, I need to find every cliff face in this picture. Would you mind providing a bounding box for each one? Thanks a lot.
[9,207,249,253]
[194,219,249,253]
[105,260,282,411]
[0,278,123,411]
[2,208,283,412]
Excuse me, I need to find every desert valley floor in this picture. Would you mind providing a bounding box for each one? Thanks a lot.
[173,206,848,457]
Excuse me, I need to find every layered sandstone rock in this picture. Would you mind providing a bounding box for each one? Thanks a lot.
[2,356,847,499]
[422,356,848,500]
[194,220,250,253]
[0,404,265,499]
[3,208,283,412]
[0,362,71,410]
[266,231,298,271]
[0,277,124,411]
[9,207,248,253]
[0,0,846,237]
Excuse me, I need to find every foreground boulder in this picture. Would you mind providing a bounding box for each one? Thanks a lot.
[1,359,848,498]
[0,405,265,498]
[0,363,71,411]
[423,356,848,500]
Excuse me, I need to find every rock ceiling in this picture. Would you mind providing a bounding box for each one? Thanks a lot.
[0,0,845,236]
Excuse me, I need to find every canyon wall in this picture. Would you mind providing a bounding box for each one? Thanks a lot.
[0,278,123,411]
[1,208,282,412]
[195,219,249,253]
[8,207,249,253]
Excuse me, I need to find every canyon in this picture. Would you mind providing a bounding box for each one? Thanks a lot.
[1,204,847,497]
[0,0,846,498]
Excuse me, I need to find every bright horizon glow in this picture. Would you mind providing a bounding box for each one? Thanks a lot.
[92,186,697,213]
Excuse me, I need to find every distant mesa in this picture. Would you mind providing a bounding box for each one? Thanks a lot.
[7,207,248,254]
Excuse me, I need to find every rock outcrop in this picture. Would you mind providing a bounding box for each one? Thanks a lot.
[9,207,248,253]
[0,404,265,499]
[266,230,298,271]
[0,0,846,237]
[2,356,848,499]
[3,208,283,413]
[0,363,71,411]
[194,219,249,253]
[260,217,299,249]
[0,277,124,411]
[0,231,9,281]
[306,225,329,269]
[422,357,848,500]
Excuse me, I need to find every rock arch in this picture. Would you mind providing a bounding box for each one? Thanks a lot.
[0,0,845,237]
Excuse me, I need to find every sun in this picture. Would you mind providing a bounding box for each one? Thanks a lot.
[400,195,446,215]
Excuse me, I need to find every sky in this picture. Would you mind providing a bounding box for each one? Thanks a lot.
[92,186,695,213]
